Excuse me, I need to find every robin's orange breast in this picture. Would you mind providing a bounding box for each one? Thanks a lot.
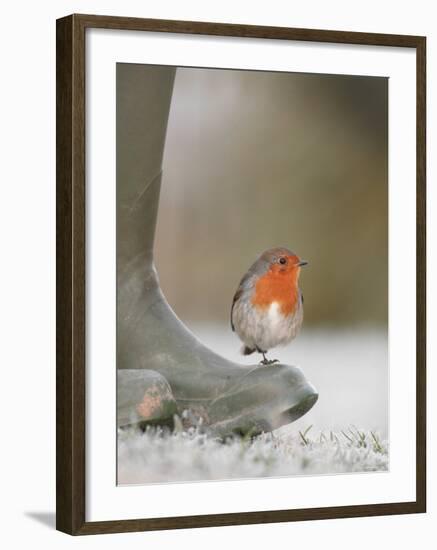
[251,271,299,316]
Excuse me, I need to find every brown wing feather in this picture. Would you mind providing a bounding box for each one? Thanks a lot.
[230,252,271,333]
[230,287,243,332]
[230,267,257,332]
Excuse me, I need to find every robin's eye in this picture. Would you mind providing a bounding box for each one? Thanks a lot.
[279,257,287,265]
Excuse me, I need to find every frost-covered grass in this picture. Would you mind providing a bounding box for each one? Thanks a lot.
[118,425,388,485]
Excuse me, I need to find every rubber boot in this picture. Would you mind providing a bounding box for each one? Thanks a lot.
[116,63,318,437]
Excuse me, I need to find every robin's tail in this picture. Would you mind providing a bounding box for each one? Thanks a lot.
[241,345,255,356]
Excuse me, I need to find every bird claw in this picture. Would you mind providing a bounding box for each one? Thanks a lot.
[260,358,279,365]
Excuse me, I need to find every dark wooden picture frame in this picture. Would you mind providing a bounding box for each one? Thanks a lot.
[56,13,426,535]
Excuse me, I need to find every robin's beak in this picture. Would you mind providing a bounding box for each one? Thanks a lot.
[297,260,308,267]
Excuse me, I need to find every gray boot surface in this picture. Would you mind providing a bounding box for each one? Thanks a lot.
[117,64,318,437]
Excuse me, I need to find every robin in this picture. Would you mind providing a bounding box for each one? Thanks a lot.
[231,247,308,365]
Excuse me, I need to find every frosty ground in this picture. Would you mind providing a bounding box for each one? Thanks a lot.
[118,328,388,484]
[118,424,388,484]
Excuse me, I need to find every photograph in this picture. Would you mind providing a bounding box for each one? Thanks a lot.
[116,62,389,485]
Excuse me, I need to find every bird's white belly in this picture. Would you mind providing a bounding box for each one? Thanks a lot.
[235,300,303,352]
[257,302,295,350]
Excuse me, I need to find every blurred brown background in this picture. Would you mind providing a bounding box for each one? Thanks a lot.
[155,67,388,328]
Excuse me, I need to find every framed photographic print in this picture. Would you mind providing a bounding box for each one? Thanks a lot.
[56,14,426,535]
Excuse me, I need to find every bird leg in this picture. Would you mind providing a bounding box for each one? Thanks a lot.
[259,349,279,365]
